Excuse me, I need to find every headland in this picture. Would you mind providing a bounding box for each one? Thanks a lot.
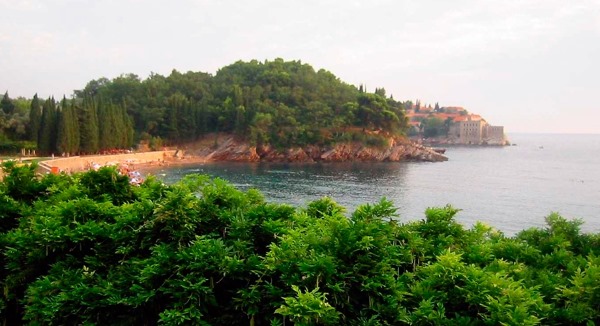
[35,135,447,176]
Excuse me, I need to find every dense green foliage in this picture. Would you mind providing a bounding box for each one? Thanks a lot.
[73,59,409,148]
[0,92,134,155]
[31,95,134,155]
[0,92,30,153]
[1,163,600,325]
[5,59,411,154]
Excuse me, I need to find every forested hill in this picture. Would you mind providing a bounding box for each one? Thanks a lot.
[75,59,409,150]
[62,59,408,153]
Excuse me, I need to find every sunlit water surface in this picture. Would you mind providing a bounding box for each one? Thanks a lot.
[149,134,600,235]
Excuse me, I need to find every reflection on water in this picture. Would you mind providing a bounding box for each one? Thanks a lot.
[150,134,600,236]
[154,162,410,212]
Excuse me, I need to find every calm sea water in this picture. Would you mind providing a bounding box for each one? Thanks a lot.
[150,134,600,235]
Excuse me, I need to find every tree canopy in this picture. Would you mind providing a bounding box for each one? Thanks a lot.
[4,59,414,154]
[71,59,410,148]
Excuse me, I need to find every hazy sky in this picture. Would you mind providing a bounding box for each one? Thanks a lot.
[1,0,599,133]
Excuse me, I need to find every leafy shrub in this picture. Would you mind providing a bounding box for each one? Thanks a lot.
[0,163,598,324]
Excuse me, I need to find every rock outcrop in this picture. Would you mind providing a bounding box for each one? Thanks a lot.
[199,138,261,162]
[191,136,447,163]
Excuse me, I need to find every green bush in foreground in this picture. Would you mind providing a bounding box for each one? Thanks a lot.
[1,162,600,325]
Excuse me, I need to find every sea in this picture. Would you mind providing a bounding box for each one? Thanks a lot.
[149,134,600,236]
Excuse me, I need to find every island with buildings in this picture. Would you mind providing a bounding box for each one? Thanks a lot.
[406,104,508,146]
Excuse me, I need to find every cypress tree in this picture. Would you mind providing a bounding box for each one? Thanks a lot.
[70,101,81,154]
[110,103,125,148]
[95,100,133,151]
[122,105,134,148]
[28,94,42,142]
[57,97,79,155]
[79,95,99,154]
[119,104,133,148]
[98,100,111,150]
[70,101,80,154]
[57,98,68,155]
[37,98,58,155]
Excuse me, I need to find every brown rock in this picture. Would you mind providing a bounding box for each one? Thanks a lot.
[287,148,313,162]
[191,136,447,163]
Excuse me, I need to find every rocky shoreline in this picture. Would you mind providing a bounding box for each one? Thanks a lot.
[192,137,447,163]
[26,137,447,178]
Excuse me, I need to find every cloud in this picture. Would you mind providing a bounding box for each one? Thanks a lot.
[0,0,599,132]
[0,0,44,11]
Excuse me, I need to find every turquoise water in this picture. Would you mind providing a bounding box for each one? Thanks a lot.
[150,134,600,235]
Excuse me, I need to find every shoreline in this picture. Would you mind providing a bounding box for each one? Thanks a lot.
[134,155,209,173]
[35,137,449,176]
[38,150,180,174]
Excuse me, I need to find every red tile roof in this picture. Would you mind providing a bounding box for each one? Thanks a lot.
[453,114,482,122]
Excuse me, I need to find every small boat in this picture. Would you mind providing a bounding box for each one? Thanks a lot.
[433,148,446,154]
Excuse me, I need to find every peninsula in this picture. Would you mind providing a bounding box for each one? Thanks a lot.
[2,59,450,162]
[185,133,447,163]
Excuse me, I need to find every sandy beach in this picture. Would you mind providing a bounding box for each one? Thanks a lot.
[37,150,196,174]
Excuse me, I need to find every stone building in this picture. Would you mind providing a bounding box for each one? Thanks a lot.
[483,125,505,145]
[460,117,486,144]
[449,114,506,145]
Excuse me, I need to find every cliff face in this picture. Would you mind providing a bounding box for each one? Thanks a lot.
[194,137,447,163]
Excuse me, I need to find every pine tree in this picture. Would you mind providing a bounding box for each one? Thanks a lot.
[234,105,246,137]
[165,105,179,142]
[1,91,15,115]
[196,101,208,137]
[232,84,244,107]
[179,101,197,141]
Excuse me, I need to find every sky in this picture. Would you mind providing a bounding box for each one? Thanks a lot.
[1,0,599,133]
